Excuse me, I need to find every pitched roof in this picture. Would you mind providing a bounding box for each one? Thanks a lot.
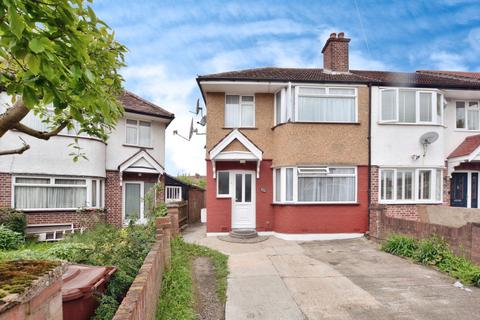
[197,67,480,89]
[120,90,174,121]
[448,134,480,159]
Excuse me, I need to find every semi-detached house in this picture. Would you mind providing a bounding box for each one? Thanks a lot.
[197,32,480,239]
[0,91,174,237]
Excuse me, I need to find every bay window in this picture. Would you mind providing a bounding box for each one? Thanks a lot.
[379,168,442,203]
[296,87,356,123]
[225,95,255,128]
[13,176,104,210]
[274,166,357,203]
[126,119,151,146]
[380,88,442,124]
[456,101,480,130]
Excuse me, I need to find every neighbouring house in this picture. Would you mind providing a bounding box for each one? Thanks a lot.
[197,32,480,239]
[0,91,174,236]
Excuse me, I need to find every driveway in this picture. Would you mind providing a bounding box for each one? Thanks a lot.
[183,225,480,320]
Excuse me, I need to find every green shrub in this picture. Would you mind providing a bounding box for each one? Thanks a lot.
[414,236,450,265]
[381,234,418,257]
[0,208,26,235]
[0,226,24,250]
[46,242,94,262]
[92,295,119,320]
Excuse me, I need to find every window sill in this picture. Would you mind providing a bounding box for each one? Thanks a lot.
[272,121,360,130]
[378,201,443,205]
[123,144,154,149]
[20,208,104,212]
[222,127,257,130]
[216,195,231,199]
[454,129,480,132]
[272,202,360,206]
[377,122,444,127]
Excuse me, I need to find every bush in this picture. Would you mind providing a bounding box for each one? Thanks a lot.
[0,226,24,250]
[414,236,450,265]
[0,208,26,235]
[46,242,94,262]
[381,234,418,258]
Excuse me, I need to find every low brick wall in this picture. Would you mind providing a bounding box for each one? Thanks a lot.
[371,209,480,264]
[112,215,173,320]
[0,264,64,320]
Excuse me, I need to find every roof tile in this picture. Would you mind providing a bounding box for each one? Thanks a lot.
[120,91,174,120]
[448,134,480,159]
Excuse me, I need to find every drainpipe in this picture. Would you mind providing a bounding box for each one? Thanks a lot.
[367,83,372,237]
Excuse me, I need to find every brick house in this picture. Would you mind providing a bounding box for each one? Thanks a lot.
[197,32,480,239]
[0,91,174,234]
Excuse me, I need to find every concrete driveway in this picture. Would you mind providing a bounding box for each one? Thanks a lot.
[183,225,480,320]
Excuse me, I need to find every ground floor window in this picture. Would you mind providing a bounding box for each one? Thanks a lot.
[379,168,442,203]
[13,176,104,210]
[274,166,357,204]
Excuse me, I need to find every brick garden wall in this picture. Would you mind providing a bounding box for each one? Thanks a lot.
[371,209,480,265]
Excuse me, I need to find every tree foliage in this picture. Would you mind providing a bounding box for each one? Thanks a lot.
[0,0,126,155]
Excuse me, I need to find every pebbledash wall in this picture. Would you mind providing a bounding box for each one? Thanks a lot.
[206,160,369,234]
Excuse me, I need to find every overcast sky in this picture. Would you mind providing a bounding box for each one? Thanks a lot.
[93,0,480,175]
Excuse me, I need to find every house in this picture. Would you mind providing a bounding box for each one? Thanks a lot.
[0,90,174,234]
[197,32,480,239]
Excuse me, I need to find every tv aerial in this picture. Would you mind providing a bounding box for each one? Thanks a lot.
[419,131,439,157]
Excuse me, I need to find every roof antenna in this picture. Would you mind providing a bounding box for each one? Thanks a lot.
[173,118,194,141]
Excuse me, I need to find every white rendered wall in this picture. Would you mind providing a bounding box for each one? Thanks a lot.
[370,86,445,167]
[105,112,167,171]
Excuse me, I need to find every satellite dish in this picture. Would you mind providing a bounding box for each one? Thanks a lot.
[188,118,194,140]
[190,98,203,116]
[419,132,439,145]
[198,115,206,126]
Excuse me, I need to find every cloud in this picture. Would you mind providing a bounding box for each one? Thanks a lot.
[430,51,468,70]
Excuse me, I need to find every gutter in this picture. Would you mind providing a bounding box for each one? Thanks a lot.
[196,77,207,106]
[367,83,372,237]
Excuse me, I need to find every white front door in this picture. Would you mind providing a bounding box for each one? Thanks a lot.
[123,181,155,224]
[232,171,256,229]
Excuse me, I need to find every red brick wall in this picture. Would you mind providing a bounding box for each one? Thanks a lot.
[373,212,480,265]
[27,210,106,228]
[206,161,368,234]
[105,170,123,227]
[0,173,12,208]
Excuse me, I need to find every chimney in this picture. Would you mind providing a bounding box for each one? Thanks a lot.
[322,32,351,73]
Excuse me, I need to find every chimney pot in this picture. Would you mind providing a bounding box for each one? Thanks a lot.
[322,31,350,73]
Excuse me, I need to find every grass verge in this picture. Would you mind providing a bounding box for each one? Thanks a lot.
[156,237,228,320]
[382,234,480,287]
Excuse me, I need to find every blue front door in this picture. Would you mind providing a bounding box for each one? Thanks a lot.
[451,173,467,207]
[472,173,478,208]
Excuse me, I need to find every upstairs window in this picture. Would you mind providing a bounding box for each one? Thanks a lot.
[296,87,356,123]
[126,119,151,146]
[225,95,255,128]
[456,101,480,130]
[380,89,442,124]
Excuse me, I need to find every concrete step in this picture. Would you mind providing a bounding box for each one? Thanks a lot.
[230,229,258,239]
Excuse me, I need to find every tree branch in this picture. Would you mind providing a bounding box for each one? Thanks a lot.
[0,138,30,156]
[13,121,69,140]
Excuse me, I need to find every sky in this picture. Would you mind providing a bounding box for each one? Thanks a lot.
[92,0,480,175]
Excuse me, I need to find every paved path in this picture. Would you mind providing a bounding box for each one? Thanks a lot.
[183,224,480,320]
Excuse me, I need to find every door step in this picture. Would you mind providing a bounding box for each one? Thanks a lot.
[230,229,258,239]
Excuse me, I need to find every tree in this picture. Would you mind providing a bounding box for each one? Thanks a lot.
[0,0,126,156]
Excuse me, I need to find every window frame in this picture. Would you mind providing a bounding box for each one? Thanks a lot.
[378,168,443,204]
[455,100,480,131]
[12,175,105,211]
[216,171,231,198]
[294,86,358,123]
[224,94,256,128]
[379,88,442,125]
[273,166,357,204]
[125,119,152,147]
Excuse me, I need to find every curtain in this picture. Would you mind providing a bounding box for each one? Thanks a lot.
[298,176,355,202]
[139,121,151,146]
[125,183,141,220]
[241,104,254,127]
[419,93,432,122]
[225,95,240,127]
[381,90,396,121]
[275,169,281,202]
[399,91,416,122]
[286,168,293,201]
[468,109,479,130]
[275,91,282,124]
[126,126,137,144]
[15,186,87,209]
[381,170,394,200]
[298,96,355,122]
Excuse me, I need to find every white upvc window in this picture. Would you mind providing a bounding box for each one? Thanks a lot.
[13,176,104,210]
[125,119,152,146]
[295,86,357,123]
[380,88,442,125]
[379,168,442,203]
[456,100,480,130]
[165,186,182,202]
[274,166,357,204]
[216,171,230,197]
[225,95,255,128]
